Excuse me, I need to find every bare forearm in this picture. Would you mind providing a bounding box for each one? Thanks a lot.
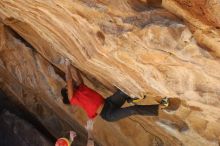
[86,120,94,146]
[66,64,74,100]
[70,66,84,85]
[87,139,94,146]
[87,132,94,146]
[76,69,84,84]
[88,130,93,139]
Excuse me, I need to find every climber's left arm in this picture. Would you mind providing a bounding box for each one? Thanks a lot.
[86,119,95,146]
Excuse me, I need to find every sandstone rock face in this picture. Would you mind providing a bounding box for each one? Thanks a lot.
[0,0,220,146]
[163,0,220,57]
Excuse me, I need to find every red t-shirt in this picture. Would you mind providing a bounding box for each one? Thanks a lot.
[70,84,104,119]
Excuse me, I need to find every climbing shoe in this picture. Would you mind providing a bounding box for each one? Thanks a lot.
[160,97,169,108]
[127,94,147,105]
[127,97,141,103]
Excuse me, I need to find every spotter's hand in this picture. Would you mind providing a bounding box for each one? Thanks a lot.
[69,131,77,142]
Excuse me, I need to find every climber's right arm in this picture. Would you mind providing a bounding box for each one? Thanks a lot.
[70,65,84,85]
[65,59,74,101]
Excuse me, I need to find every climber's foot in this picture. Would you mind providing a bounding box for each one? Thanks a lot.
[160,97,169,107]
[127,96,146,105]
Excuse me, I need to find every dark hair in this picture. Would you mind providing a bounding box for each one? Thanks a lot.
[61,87,70,104]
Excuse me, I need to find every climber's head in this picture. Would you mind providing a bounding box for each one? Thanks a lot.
[61,87,70,104]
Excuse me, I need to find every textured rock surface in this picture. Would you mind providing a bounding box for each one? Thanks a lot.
[0,90,56,145]
[163,0,220,57]
[0,110,52,146]
[0,0,220,146]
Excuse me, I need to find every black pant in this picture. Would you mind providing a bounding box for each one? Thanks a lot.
[100,90,159,122]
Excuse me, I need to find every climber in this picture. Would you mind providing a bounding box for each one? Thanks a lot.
[61,59,169,122]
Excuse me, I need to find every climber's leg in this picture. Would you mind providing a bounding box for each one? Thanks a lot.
[106,89,131,108]
[100,101,159,122]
